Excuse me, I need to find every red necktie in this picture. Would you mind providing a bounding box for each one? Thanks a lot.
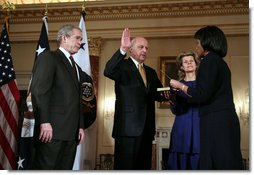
[70,56,78,79]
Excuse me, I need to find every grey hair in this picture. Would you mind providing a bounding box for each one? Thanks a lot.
[56,24,81,45]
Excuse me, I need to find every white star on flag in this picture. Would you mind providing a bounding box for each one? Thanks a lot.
[17,157,25,169]
[36,45,46,56]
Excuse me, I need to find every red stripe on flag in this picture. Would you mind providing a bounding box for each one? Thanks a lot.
[8,80,20,107]
[0,127,16,169]
[0,87,19,140]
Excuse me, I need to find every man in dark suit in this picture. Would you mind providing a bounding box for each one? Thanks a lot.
[30,24,85,169]
[104,28,167,170]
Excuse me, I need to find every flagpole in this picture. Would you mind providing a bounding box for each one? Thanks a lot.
[1,1,15,33]
[44,3,48,16]
[81,0,87,19]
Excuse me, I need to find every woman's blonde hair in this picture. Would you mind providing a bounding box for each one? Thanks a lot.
[176,51,200,80]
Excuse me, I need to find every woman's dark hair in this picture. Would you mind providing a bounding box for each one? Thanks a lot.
[194,26,227,57]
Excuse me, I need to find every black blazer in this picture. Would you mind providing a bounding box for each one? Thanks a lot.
[31,49,84,142]
[104,49,165,139]
[187,51,235,116]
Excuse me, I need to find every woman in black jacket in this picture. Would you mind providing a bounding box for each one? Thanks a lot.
[169,26,243,170]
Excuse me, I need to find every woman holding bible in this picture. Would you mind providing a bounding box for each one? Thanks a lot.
[169,26,243,170]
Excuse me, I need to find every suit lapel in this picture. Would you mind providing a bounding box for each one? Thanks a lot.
[53,49,79,90]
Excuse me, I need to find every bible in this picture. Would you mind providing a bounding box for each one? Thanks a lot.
[157,87,171,91]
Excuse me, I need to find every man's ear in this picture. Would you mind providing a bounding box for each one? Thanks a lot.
[62,35,68,43]
[129,47,133,53]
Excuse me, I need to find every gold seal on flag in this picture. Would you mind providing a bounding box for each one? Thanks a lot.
[82,82,95,102]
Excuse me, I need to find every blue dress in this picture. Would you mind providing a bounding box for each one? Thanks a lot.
[167,80,200,170]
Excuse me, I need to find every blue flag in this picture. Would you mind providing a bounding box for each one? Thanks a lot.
[17,16,50,170]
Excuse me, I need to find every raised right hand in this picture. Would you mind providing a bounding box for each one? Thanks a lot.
[120,28,132,52]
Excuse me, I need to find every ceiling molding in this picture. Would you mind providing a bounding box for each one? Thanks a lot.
[9,23,248,42]
[0,0,249,24]
[1,0,248,41]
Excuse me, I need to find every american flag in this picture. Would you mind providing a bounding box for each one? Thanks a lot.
[0,18,20,170]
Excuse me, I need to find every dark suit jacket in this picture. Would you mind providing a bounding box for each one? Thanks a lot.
[31,49,84,142]
[187,51,236,116]
[104,49,165,139]
[187,51,243,169]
